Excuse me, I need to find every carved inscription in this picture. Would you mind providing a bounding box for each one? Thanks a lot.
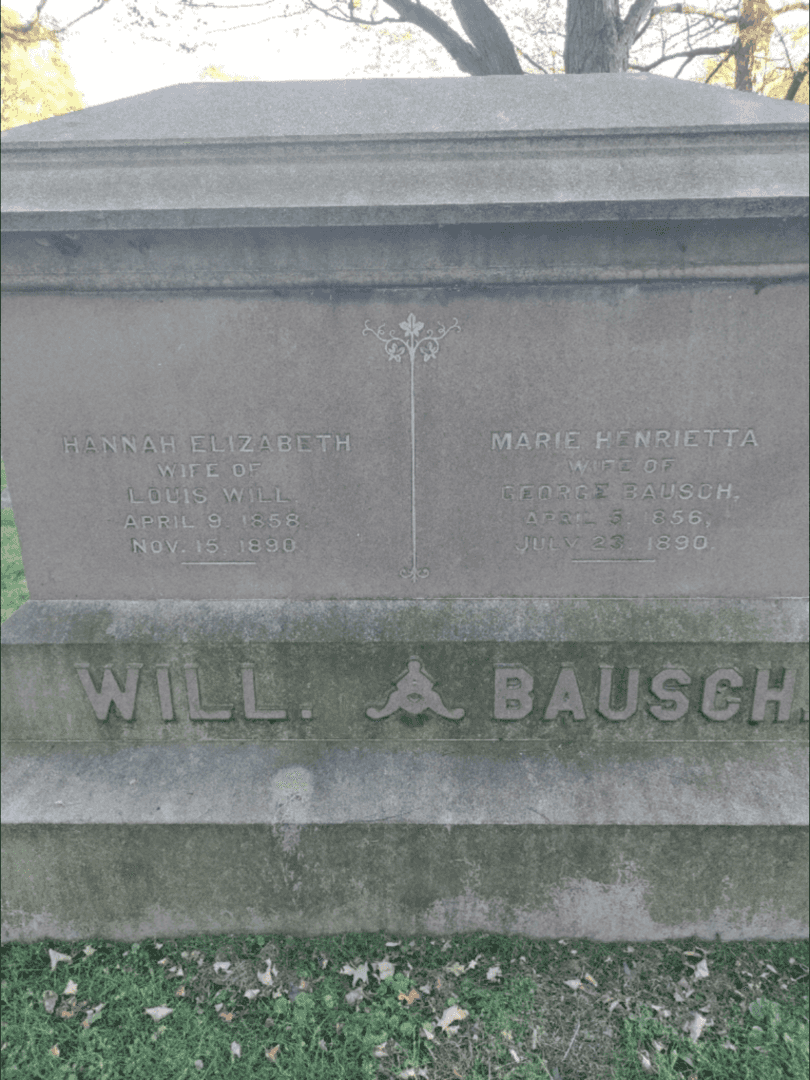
[62,432,351,566]
[494,427,758,565]
[73,658,803,726]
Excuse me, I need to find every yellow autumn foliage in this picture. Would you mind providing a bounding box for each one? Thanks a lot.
[1,6,85,131]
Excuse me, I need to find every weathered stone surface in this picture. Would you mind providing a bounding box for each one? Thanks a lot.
[4,825,807,944]
[3,73,806,144]
[2,75,807,232]
[2,76,807,944]
[3,597,807,941]
[2,283,806,600]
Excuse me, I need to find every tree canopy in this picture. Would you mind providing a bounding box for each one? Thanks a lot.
[3,0,808,109]
[1,5,86,130]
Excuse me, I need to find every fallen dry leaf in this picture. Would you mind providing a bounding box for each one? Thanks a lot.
[341,961,369,986]
[684,1012,708,1042]
[144,1006,173,1022]
[437,1004,468,1032]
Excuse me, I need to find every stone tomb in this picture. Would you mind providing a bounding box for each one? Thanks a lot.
[1,74,808,943]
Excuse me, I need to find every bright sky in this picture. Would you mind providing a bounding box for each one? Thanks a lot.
[11,0,809,110]
[15,0,463,108]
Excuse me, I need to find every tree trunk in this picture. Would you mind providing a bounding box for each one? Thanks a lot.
[734,0,773,92]
[380,0,653,76]
[785,54,809,100]
[565,0,624,73]
[451,0,524,74]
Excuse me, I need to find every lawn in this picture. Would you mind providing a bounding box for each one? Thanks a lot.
[2,458,808,1079]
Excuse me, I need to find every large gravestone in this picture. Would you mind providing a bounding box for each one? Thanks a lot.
[1,74,808,943]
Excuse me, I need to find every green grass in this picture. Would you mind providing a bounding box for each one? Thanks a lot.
[1,456,30,622]
[1,931,808,1079]
[2,460,809,1078]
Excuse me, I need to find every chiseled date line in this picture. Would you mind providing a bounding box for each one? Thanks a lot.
[124,507,302,556]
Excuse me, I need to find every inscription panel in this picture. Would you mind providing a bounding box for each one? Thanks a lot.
[1,282,806,599]
[3,643,808,741]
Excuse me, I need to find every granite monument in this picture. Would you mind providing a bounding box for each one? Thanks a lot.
[1,74,808,943]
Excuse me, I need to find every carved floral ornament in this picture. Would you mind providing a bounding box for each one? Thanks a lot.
[366,658,465,722]
[362,313,461,584]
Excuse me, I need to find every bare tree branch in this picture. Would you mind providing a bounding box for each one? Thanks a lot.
[11,0,52,35]
[48,0,114,39]
[516,46,552,73]
[630,42,731,69]
[311,0,489,72]
[703,47,734,79]
[312,0,524,74]
[634,3,738,43]
[4,0,109,42]
[165,0,282,7]
[306,0,402,28]
[618,0,656,55]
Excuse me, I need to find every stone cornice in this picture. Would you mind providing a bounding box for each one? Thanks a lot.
[3,125,807,233]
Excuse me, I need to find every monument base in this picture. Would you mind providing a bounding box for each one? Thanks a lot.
[2,599,807,943]
[4,825,807,944]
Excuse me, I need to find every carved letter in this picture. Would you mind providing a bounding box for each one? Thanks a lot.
[752,668,796,722]
[701,668,742,721]
[597,665,639,721]
[156,664,174,721]
[649,668,691,721]
[241,665,286,720]
[75,663,142,721]
[494,665,533,720]
[544,664,586,720]
[184,665,232,720]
